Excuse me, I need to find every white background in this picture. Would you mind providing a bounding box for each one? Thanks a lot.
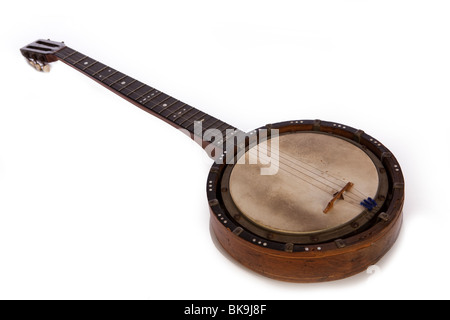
[1,0,449,300]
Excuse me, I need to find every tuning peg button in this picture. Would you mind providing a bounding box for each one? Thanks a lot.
[42,64,51,73]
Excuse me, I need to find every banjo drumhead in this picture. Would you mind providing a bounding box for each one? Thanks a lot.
[228,132,380,235]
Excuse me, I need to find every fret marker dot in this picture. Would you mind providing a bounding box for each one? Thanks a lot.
[162,104,168,107]
[84,62,89,65]
[121,81,126,85]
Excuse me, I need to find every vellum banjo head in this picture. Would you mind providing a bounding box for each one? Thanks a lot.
[228,131,385,234]
[21,40,404,283]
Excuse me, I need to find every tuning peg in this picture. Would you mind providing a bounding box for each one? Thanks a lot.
[26,58,41,71]
[25,58,51,72]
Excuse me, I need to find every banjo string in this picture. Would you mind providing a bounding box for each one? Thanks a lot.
[246,147,364,207]
[247,148,363,209]
[165,114,370,204]
[246,145,367,205]
[254,143,368,199]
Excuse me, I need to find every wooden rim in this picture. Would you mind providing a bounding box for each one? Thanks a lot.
[210,207,403,282]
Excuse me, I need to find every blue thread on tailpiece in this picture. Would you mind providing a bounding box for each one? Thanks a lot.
[360,197,377,210]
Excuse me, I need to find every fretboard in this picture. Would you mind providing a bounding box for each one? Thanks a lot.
[54,46,236,144]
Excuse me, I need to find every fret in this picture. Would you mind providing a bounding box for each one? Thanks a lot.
[135,87,157,102]
[55,47,76,59]
[64,51,78,61]
[148,97,178,113]
[217,122,233,134]
[140,92,166,109]
[94,67,116,81]
[203,122,224,143]
[222,128,239,144]
[84,61,107,76]
[208,122,235,148]
[122,81,144,96]
[103,73,126,86]
[76,57,97,70]
[111,77,136,91]
[159,101,186,117]
[202,117,223,131]
[175,109,202,126]
[101,70,119,82]
[82,60,97,70]
[169,104,192,122]
[72,55,88,65]
[92,65,108,76]
[137,88,158,102]
[165,106,189,120]
[189,113,208,124]
[146,92,169,106]
[183,118,208,137]
[111,75,127,86]
[179,110,207,128]
[217,123,234,140]
[64,52,86,65]
[128,85,153,101]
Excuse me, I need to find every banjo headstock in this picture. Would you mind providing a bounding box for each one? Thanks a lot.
[20,39,66,72]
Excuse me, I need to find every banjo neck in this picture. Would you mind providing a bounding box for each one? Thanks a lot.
[52,45,237,148]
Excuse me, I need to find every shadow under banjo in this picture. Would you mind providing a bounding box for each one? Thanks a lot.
[21,39,404,282]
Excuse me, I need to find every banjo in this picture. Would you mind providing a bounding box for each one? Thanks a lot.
[21,39,404,282]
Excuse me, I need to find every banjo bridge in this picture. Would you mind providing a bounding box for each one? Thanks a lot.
[323,182,354,214]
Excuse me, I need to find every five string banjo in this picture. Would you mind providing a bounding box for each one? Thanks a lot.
[21,39,404,282]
